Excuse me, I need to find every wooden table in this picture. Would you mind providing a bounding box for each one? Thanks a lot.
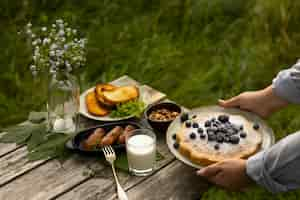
[0,76,209,200]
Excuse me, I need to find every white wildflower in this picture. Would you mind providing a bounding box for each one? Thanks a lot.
[43,38,51,45]
[49,50,55,57]
[41,27,47,32]
[27,22,32,28]
[72,29,77,34]
[56,19,63,24]
[52,24,56,28]
[26,29,32,35]
[58,30,65,36]
[50,43,57,50]
[30,65,36,71]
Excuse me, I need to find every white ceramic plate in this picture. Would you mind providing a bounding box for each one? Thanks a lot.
[80,83,167,121]
[166,105,275,169]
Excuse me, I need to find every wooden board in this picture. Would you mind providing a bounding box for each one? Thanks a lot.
[0,147,47,187]
[0,155,102,200]
[126,161,210,200]
[56,135,175,200]
[0,132,18,158]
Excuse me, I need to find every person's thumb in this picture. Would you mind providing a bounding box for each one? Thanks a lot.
[196,164,221,178]
[218,96,240,108]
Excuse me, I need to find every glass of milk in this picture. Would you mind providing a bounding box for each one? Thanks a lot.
[126,129,156,176]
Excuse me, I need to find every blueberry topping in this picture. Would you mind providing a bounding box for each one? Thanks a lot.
[253,123,260,130]
[172,134,177,140]
[230,135,240,144]
[210,127,218,132]
[217,135,224,143]
[192,123,199,128]
[218,115,229,123]
[197,128,204,134]
[240,132,247,138]
[180,113,189,123]
[214,144,220,150]
[173,142,179,149]
[224,137,230,143]
[239,125,244,130]
[200,134,206,139]
[208,133,216,141]
[185,121,191,128]
[190,132,196,139]
[204,120,211,127]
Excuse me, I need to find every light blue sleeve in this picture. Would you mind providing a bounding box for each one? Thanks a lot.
[272,60,300,104]
[246,131,300,193]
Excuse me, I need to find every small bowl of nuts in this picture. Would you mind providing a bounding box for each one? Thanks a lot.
[145,102,182,133]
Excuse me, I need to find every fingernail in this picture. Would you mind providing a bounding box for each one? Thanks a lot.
[196,169,204,176]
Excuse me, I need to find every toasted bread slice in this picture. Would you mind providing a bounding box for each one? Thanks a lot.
[102,85,139,104]
[85,91,110,116]
[95,84,117,107]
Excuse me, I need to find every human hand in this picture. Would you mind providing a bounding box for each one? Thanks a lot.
[219,86,289,118]
[196,159,252,191]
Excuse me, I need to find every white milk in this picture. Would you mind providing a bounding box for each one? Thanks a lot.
[126,134,156,172]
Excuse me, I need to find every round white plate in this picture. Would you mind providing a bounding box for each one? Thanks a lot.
[166,105,275,169]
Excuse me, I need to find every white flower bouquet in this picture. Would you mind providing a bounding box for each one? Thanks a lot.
[25,19,87,76]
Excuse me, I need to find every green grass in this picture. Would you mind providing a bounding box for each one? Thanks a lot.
[1,0,300,198]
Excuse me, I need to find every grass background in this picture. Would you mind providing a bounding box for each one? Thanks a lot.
[1,0,300,198]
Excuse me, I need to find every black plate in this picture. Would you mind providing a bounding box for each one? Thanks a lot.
[66,121,144,154]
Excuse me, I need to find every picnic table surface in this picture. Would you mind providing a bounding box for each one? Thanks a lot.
[0,76,209,200]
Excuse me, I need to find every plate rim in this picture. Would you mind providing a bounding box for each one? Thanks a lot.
[166,105,275,169]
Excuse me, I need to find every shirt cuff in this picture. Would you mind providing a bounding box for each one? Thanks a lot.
[272,69,300,104]
[246,151,288,193]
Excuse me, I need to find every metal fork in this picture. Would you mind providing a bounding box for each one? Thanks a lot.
[102,146,129,200]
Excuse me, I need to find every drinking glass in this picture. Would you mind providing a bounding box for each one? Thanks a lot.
[126,129,156,176]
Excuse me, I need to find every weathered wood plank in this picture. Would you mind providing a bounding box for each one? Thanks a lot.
[55,135,175,200]
[0,147,47,187]
[0,155,102,200]
[126,161,210,200]
[0,132,18,157]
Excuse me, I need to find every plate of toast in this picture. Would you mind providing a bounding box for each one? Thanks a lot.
[80,83,141,121]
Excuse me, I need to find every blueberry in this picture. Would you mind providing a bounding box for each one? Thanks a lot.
[206,130,214,135]
[224,137,230,143]
[173,142,180,149]
[204,120,211,127]
[185,121,191,128]
[211,117,216,122]
[217,135,224,143]
[230,135,240,144]
[172,134,177,140]
[239,125,244,130]
[197,128,204,134]
[208,133,216,141]
[253,123,260,130]
[192,123,199,128]
[214,144,220,150]
[218,115,229,123]
[200,134,206,139]
[192,115,197,119]
[210,127,218,132]
[180,113,189,123]
[219,127,227,133]
[190,132,196,139]
[240,132,247,138]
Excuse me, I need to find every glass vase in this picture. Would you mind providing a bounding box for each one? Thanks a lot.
[47,70,80,135]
